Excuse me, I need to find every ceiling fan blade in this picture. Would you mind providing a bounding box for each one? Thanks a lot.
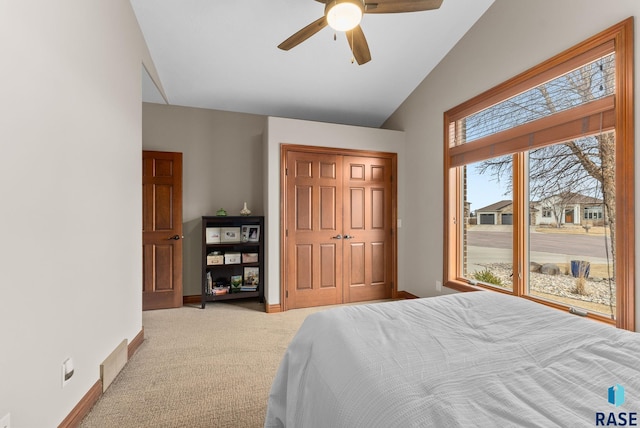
[346,25,371,65]
[364,0,443,14]
[278,16,328,51]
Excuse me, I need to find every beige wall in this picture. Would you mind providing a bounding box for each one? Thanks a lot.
[141,106,407,301]
[0,0,149,426]
[142,103,267,296]
[383,0,640,328]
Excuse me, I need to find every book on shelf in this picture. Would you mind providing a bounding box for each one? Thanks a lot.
[240,286,257,291]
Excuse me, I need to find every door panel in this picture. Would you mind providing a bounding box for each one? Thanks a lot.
[295,244,313,290]
[349,242,366,285]
[320,244,337,288]
[296,186,312,230]
[286,151,343,309]
[142,150,183,310]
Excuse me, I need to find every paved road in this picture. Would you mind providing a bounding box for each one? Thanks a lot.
[467,230,613,258]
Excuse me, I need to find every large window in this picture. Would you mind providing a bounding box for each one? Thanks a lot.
[444,19,634,330]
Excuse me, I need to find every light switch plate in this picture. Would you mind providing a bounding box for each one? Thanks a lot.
[62,357,74,387]
[0,412,10,428]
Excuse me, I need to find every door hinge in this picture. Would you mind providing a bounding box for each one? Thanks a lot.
[285,168,288,176]
[286,229,288,237]
[285,290,288,298]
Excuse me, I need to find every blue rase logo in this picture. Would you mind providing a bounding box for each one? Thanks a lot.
[596,384,637,426]
[610,384,626,407]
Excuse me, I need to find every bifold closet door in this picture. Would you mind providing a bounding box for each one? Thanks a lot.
[284,148,394,309]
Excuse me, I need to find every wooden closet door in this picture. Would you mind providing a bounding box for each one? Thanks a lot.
[343,156,393,302]
[285,151,344,309]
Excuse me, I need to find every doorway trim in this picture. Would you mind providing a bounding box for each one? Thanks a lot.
[280,144,398,311]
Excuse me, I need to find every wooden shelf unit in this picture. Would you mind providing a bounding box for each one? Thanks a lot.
[201,215,264,309]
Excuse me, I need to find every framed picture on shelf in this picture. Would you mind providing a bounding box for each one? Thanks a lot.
[243,266,259,286]
[242,225,260,242]
[221,227,241,243]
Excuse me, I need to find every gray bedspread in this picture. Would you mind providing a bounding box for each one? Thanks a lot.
[265,291,640,427]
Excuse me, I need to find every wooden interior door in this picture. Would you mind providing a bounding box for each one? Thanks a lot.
[343,156,393,302]
[285,150,344,309]
[142,150,183,310]
[284,146,396,310]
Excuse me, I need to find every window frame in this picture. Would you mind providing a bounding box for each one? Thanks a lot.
[443,18,635,330]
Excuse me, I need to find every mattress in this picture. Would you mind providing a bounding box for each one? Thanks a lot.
[265,291,640,427]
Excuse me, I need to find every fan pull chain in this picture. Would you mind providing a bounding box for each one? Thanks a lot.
[350,30,355,64]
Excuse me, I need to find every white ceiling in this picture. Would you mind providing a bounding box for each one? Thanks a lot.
[131,0,494,128]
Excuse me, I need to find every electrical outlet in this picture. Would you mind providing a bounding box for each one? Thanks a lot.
[0,412,10,428]
[435,280,442,292]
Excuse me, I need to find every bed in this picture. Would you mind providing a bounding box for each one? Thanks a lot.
[265,291,640,427]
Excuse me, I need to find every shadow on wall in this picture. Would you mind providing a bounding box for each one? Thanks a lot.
[184,218,202,296]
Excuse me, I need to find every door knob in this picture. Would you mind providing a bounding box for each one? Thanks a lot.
[331,234,343,239]
[168,235,182,240]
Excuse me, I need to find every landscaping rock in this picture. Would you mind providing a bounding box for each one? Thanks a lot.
[540,263,560,275]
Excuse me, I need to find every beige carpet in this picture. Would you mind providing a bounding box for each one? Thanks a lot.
[80,300,361,428]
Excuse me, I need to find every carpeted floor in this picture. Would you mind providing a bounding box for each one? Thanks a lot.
[80,300,335,428]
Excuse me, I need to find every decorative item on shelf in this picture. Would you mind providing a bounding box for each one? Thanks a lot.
[206,272,213,294]
[230,275,243,292]
[216,208,227,216]
[240,202,252,216]
[211,285,230,295]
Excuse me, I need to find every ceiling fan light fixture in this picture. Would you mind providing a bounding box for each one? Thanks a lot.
[326,0,364,32]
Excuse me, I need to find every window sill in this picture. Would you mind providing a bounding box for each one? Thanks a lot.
[445,279,616,327]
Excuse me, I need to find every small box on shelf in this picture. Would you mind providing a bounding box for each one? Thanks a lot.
[207,253,224,265]
[224,252,241,264]
[242,252,258,263]
[205,227,221,244]
[221,227,241,243]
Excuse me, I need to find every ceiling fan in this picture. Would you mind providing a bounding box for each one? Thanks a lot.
[277,0,444,65]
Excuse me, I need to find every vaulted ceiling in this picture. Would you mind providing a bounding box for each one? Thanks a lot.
[131,0,494,127]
